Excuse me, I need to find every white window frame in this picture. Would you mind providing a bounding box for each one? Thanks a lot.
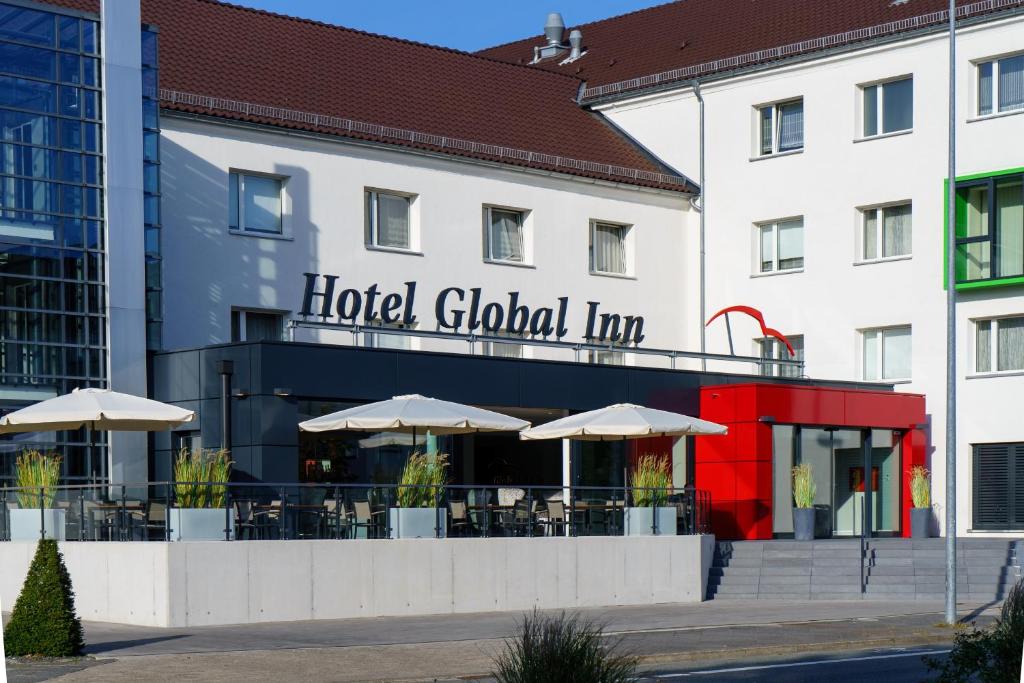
[363,322,417,351]
[861,326,912,382]
[481,332,529,359]
[857,201,913,263]
[974,52,1024,118]
[858,76,914,139]
[365,188,417,252]
[588,348,625,366]
[754,217,804,275]
[589,220,634,277]
[972,315,1024,375]
[754,98,804,157]
[229,170,286,237]
[755,334,804,378]
[231,308,285,342]
[482,205,531,265]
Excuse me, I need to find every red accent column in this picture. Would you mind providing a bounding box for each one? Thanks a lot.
[900,428,927,538]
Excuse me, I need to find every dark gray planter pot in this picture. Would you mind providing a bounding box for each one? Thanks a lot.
[910,507,931,539]
[793,507,815,541]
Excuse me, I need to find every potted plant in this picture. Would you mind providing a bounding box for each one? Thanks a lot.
[9,450,65,541]
[389,452,448,539]
[909,465,931,538]
[624,454,676,536]
[792,463,816,541]
[169,447,233,541]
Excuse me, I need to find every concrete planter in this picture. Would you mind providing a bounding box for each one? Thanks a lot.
[793,507,815,541]
[9,508,66,541]
[168,508,232,541]
[388,507,445,539]
[623,506,677,536]
[911,507,931,539]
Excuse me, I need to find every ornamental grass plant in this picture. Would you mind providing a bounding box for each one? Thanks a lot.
[792,463,816,508]
[909,465,931,508]
[396,452,449,508]
[15,450,62,509]
[491,610,637,683]
[630,454,671,507]
[4,539,84,657]
[173,447,232,508]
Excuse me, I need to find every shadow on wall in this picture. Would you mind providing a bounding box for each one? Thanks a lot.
[159,135,320,349]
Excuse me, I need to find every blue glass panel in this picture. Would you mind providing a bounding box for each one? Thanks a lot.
[60,183,81,215]
[82,57,98,87]
[143,162,159,192]
[62,249,84,279]
[82,88,97,120]
[0,108,58,146]
[144,194,159,224]
[142,98,158,129]
[83,154,99,185]
[59,86,78,116]
[0,42,56,80]
[0,144,58,179]
[84,186,99,217]
[141,68,157,97]
[0,75,57,113]
[82,122,99,152]
[61,217,83,247]
[59,17,79,51]
[141,30,158,66]
[59,53,80,84]
[144,226,159,255]
[81,22,96,54]
[60,119,82,149]
[143,130,158,161]
[0,6,55,47]
[0,244,61,276]
[84,219,100,248]
[60,152,81,183]
[0,176,60,213]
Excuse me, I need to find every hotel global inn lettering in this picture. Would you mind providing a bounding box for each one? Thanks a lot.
[299,273,646,344]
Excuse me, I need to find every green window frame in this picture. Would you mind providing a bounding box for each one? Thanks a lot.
[946,167,1024,290]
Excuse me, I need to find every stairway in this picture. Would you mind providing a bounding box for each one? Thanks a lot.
[707,538,1024,601]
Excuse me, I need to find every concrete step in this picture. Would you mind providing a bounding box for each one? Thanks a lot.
[758,575,812,586]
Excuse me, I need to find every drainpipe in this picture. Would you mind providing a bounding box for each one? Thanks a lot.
[217,360,233,452]
[692,80,707,371]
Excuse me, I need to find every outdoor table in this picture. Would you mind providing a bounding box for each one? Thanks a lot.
[89,503,143,541]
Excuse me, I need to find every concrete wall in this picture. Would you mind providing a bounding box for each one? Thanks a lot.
[0,536,713,627]
[598,14,1024,536]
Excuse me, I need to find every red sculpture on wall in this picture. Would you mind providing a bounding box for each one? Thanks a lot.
[705,305,795,357]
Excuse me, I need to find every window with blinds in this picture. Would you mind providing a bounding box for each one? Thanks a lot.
[973,442,1024,530]
[365,189,413,250]
[861,77,913,137]
[756,98,803,156]
[977,53,1024,117]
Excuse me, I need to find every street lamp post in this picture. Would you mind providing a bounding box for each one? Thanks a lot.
[945,0,958,627]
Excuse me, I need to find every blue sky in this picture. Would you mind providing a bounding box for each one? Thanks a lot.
[231,1,665,52]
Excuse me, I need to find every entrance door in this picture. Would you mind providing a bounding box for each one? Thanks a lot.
[772,426,901,537]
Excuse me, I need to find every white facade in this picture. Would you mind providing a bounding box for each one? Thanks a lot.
[158,116,697,367]
[598,14,1024,535]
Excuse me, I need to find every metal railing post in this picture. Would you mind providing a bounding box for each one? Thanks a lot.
[120,485,127,541]
[166,481,172,542]
[39,486,45,540]
[224,482,231,541]
[78,490,85,542]
[434,485,441,539]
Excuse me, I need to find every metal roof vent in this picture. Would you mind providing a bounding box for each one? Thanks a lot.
[533,12,569,63]
[566,29,584,61]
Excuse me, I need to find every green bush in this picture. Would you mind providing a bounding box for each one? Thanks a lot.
[4,539,84,657]
[630,454,671,507]
[925,578,1024,681]
[492,610,637,683]
[396,452,448,508]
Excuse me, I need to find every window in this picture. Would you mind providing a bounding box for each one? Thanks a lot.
[230,309,283,342]
[756,99,803,156]
[860,203,912,260]
[977,54,1024,117]
[364,324,412,350]
[483,207,525,263]
[365,189,412,250]
[862,77,913,137]
[588,349,624,365]
[229,171,283,234]
[862,326,911,381]
[757,335,804,378]
[955,173,1024,284]
[482,337,524,359]
[590,221,631,276]
[756,218,803,273]
[973,443,1024,530]
[974,316,1024,373]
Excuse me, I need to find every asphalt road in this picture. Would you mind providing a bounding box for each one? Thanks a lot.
[642,648,949,682]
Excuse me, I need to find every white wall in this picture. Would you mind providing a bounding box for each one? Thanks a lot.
[158,117,696,368]
[0,537,713,627]
[601,15,1024,535]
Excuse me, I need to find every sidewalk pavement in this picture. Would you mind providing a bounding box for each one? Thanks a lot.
[5,600,1001,682]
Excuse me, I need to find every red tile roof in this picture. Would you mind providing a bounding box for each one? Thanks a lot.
[479,0,1024,100]
[41,0,692,192]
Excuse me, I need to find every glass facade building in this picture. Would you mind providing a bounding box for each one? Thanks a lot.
[0,1,106,481]
[142,25,161,350]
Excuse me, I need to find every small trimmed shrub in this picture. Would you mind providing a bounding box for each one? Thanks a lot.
[630,454,671,507]
[4,539,84,657]
[492,610,637,683]
[396,452,449,508]
[925,578,1024,681]
[173,447,232,508]
[909,465,931,508]
[792,463,816,508]
[14,450,62,509]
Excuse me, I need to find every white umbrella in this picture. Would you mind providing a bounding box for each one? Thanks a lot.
[519,403,727,441]
[357,432,426,449]
[0,387,194,434]
[299,394,529,436]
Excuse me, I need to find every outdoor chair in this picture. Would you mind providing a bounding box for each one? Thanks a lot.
[509,498,534,536]
[352,500,385,539]
[134,500,167,541]
[448,500,474,537]
[322,498,351,539]
[252,499,283,539]
[537,501,565,536]
[234,500,260,540]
